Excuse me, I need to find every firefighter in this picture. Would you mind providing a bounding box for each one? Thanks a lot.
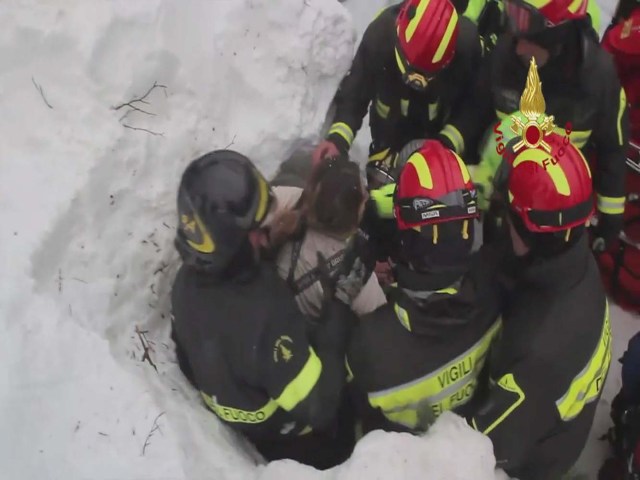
[468,58,612,480]
[312,0,484,187]
[170,150,356,469]
[441,0,629,248]
[346,139,503,434]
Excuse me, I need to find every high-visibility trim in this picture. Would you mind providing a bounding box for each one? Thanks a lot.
[463,0,487,23]
[369,148,391,162]
[201,392,279,424]
[368,319,502,430]
[394,302,412,332]
[276,347,323,411]
[454,151,471,184]
[596,194,625,215]
[577,149,592,179]
[477,373,526,435]
[254,176,270,224]
[440,124,464,154]
[513,148,570,195]
[375,98,391,119]
[405,0,432,42]
[432,223,439,244]
[346,358,354,383]
[370,183,396,219]
[526,0,553,8]
[408,152,433,189]
[433,10,458,64]
[395,48,407,75]
[298,425,313,435]
[436,286,459,295]
[555,301,612,421]
[429,102,439,121]
[328,122,354,147]
[401,99,409,117]
[618,87,627,146]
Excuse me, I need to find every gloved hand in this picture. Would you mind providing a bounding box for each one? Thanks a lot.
[312,140,340,168]
[592,213,624,252]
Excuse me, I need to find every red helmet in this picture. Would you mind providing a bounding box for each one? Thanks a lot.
[506,133,594,233]
[395,0,459,90]
[394,140,479,230]
[505,0,588,36]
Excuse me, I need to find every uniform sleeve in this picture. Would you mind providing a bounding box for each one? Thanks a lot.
[440,46,495,161]
[326,18,381,153]
[592,55,629,219]
[469,358,562,472]
[259,294,354,431]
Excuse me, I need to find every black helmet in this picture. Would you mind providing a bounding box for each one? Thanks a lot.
[175,150,273,274]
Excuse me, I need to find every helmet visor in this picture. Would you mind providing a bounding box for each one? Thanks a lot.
[505,0,555,36]
[395,188,479,228]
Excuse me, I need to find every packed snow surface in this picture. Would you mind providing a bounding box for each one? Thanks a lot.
[0,0,635,479]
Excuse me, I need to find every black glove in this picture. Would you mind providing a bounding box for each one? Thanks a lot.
[592,213,624,251]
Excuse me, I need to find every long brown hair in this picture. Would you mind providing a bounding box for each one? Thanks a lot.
[304,157,365,238]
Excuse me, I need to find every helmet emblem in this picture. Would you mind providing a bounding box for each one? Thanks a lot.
[510,57,556,154]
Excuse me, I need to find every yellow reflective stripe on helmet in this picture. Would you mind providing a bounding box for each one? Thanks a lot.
[474,373,525,435]
[368,319,502,430]
[436,286,459,295]
[568,0,585,14]
[405,0,432,42]
[370,183,396,219]
[375,98,390,119]
[408,152,434,189]
[453,151,471,184]
[185,213,216,253]
[618,87,627,146]
[555,301,612,421]
[463,0,487,23]
[201,392,278,424]
[346,357,354,383]
[432,9,458,64]
[369,148,391,162]
[576,148,592,179]
[276,347,323,412]
[394,302,412,332]
[328,122,354,146]
[524,0,553,8]
[254,175,270,224]
[597,194,625,215]
[512,148,571,196]
[440,124,465,154]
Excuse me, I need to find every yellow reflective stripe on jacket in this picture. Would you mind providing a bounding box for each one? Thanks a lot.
[369,147,391,162]
[375,98,390,119]
[276,347,323,411]
[394,303,412,332]
[401,99,409,117]
[618,87,627,146]
[463,0,487,23]
[370,183,396,219]
[201,392,279,424]
[597,194,625,215]
[555,301,612,421]
[440,124,464,154]
[473,373,525,435]
[328,122,354,147]
[368,318,502,430]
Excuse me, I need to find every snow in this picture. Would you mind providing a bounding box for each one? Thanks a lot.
[0,0,636,479]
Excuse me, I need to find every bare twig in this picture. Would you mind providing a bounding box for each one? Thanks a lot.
[113,82,167,112]
[224,134,237,149]
[150,284,156,295]
[135,326,158,373]
[162,222,172,229]
[142,412,165,455]
[71,277,88,284]
[32,77,53,109]
[58,269,63,293]
[122,124,164,136]
[98,432,109,437]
